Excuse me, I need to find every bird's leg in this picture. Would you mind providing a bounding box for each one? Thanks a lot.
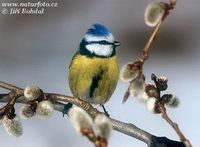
[62,103,73,117]
[101,104,110,117]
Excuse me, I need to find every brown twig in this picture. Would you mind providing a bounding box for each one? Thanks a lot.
[123,0,193,145]
[160,106,193,147]
[148,74,192,147]
[140,20,162,62]
[0,90,23,118]
[0,81,23,93]
[139,0,177,62]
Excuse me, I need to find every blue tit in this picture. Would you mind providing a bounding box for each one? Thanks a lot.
[68,23,120,115]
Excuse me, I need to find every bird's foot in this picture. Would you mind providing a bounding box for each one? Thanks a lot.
[62,103,73,117]
[101,104,110,117]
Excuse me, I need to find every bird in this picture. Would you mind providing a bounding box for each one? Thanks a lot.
[67,23,120,116]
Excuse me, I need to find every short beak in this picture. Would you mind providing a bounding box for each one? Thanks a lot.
[114,41,120,47]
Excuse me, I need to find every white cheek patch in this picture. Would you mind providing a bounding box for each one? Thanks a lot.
[86,44,113,57]
[84,34,114,43]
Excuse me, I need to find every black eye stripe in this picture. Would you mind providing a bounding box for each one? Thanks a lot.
[88,40,114,45]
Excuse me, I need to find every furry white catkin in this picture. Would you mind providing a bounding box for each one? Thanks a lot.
[146,97,158,113]
[120,63,139,82]
[129,75,148,103]
[94,114,112,139]
[24,85,41,100]
[36,100,54,119]
[2,115,23,137]
[68,107,93,134]
[166,95,180,108]
[19,104,35,120]
[144,2,166,27]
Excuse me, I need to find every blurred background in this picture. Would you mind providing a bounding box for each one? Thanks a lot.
[0,0,199,146]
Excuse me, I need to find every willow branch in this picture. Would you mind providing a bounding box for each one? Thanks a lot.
[160,107,193,147]
[0,81,185,147]
[140,20,162,62]
[139,0,177,62]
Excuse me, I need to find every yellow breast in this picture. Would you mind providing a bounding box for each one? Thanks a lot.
[68,54,119,104]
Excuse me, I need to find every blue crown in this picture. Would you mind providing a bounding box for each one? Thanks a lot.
[86,24,112,37]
